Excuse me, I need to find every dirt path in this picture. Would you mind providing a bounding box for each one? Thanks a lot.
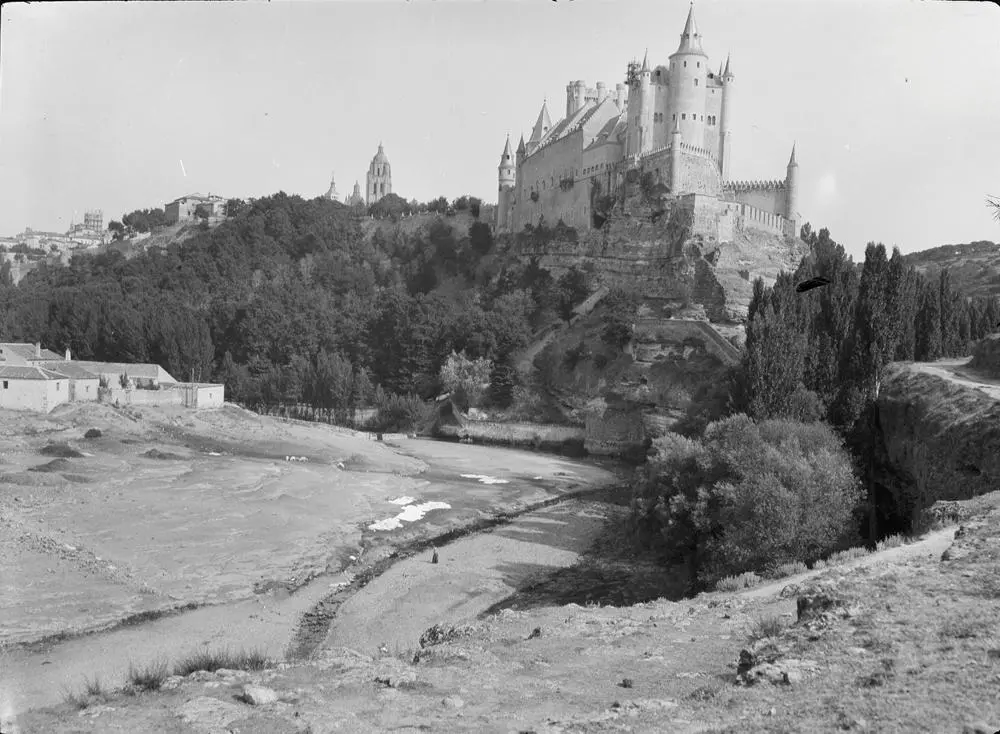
[321,497,612,656]
[738,526,957,600]
[908,358,1000,400]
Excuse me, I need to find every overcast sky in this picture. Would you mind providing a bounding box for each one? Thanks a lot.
[1,0,997,259]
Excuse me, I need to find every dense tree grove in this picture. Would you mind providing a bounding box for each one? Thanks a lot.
[0,193,577,425]
[631,224,999,582]
[735,225,999,430]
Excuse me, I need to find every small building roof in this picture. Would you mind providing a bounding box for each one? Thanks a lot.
[66,361,177,382]
[0,365,65,381]
[0,343,64,362]
[36,362,100,379]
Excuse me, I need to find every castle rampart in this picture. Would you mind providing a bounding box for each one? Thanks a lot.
[495,4,799,240]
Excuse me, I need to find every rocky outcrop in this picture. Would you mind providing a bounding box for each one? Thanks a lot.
[872,362,1000,532]
[515,187,808,323]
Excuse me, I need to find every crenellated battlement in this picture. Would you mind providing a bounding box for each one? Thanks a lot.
[724,179,787,192]
[679,141,719,165]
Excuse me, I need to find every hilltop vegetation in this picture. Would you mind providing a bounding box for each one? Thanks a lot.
[0,193,592,427]
[904,239,1000,299]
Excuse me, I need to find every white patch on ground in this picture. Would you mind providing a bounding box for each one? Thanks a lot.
[460,474,510,485]
[388,496,417,505]
[368,501,452,531]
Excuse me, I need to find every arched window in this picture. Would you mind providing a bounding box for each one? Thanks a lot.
[682,113,686,120]
[684,61,687,68]
[694,79,699,86]
[697,62,701,68]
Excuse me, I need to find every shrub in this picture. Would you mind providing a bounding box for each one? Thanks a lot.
[84,428,102,439]
[875,534,906,552]
[763,560,809,579]
[748,614,785,642]
[369,390,433,434]
[125,658,169,693]
[627,414,864,588]
[714,571,763,592]
[828,546,870,564]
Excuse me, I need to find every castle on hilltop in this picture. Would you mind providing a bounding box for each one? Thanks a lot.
[495,4,800,241]
[325,143,393,207]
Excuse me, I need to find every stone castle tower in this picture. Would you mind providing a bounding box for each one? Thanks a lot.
[495,3,800,241]
[497,135,516,232]
[366,143,392,205]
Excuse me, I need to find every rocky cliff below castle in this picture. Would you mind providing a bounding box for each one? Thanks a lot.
[510,182,809,324]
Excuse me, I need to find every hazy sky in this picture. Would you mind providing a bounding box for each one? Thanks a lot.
[1,0,998,259]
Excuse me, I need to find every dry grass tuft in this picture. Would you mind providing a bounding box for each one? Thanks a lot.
[125,658,170,693]
[747,614,785,643]
[714,571,763,592]
[173,647,271,676]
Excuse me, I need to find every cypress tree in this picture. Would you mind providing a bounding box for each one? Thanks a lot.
[915,276,942,361]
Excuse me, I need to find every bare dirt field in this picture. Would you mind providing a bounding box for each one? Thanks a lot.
[0,402,617,717]
[12,488,999,734]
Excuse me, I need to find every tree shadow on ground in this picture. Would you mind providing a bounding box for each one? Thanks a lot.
[477,500,691,618]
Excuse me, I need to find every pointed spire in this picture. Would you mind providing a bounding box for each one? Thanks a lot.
[723,53,733,77]
[641,48,649,72]
[674,2,705,56]
[517,133,526,155]
[501,134,513,159]
[529,100,552,144]
[788,142,797,167]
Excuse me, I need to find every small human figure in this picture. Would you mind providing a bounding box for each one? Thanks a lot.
[431,548,439,564]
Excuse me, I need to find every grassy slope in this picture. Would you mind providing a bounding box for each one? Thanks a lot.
[903,240,1000,298]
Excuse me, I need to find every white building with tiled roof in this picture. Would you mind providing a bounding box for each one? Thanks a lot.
[0,365,68,412]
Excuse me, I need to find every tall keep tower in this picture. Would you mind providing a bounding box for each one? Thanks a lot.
[366,143,392,205]
[668,4,708,150]
[496,135,516,232]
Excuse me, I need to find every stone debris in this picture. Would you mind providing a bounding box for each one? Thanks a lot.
[242,685,279,706]
[441,695,465,709]
[177,696,244,731]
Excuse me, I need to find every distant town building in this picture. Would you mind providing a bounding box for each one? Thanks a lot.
[346,181,365,207]
[366,143,392,205]
[0,342,226,413]
[164,193,228,225]
[324,173,340,202]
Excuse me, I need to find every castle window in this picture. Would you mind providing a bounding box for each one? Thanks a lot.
[694,79,699,86]
[673,113,676,121]
[682,113,686,120]
[684,61,687,68]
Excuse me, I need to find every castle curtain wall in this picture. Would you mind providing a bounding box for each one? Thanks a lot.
[730,186,787,217]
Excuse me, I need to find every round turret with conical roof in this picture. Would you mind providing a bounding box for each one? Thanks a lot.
[668,3,709,150]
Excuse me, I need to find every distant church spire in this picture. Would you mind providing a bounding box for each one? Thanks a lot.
[723,53,733,77]
[641,48,649,72]
[788,142,797,167]
[325,171,340,201]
